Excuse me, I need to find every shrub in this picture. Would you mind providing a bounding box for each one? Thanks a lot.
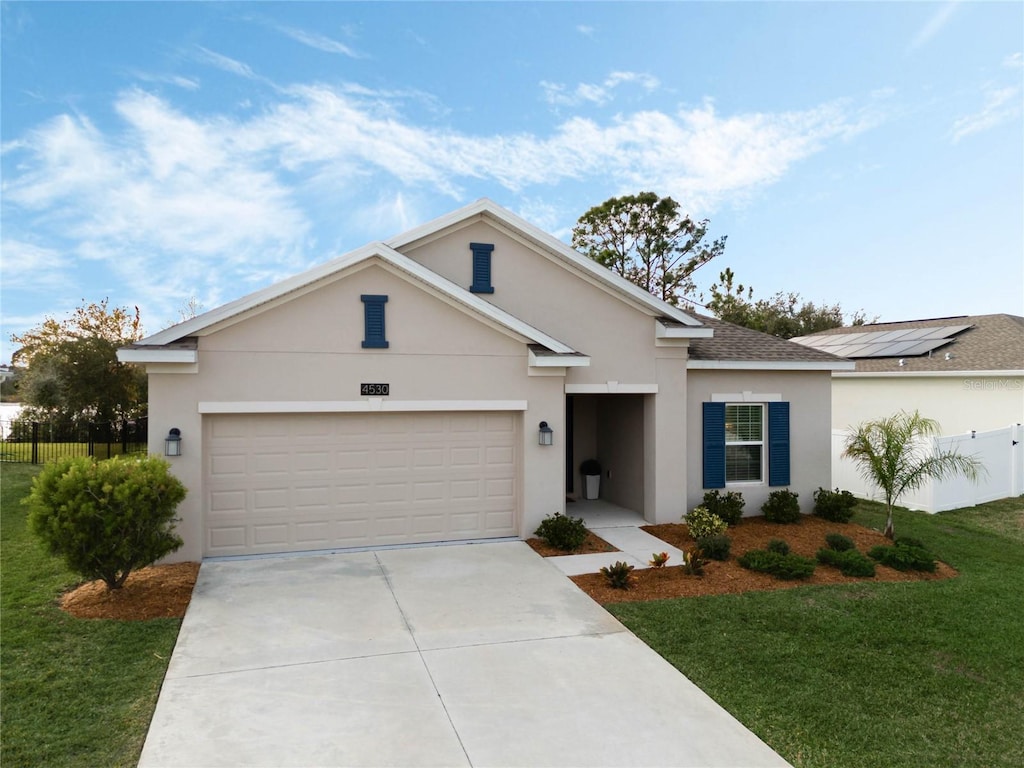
[813,487,858,523]
[534,511,588,552]
[681,548,706,576]
[738,549,816,580]
[580,459,602,476]
[895,536,926,550]
[825,533,856,552]
[766,538,790,555]
[685,505,727,539]
[600,560,634,589]
[817,548,877,577]
[868,543,937,572]
[701,490,745,526]
[761,489,801,523]
[24,455,186,590]
[649,551,670,568]
[697,534,731,561]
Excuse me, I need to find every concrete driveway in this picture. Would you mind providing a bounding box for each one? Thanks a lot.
[140,541,789,768]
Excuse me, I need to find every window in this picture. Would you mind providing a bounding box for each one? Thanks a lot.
[469,242,495,294]
[725,404,763,482]
[703,401,790,488]
[361,295,389,349]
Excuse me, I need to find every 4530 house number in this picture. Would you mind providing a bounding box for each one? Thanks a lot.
[360,383,390,396]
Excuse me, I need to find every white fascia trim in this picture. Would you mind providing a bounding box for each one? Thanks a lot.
[117,348,198,364]
[565,383,659,394]
[834,369,1024,378]
[387,198,706,328]
[688,360,856,371]
[528,350,591,367]
[198,400,529,414]
[711,392,782,403]
[656,320,714,339]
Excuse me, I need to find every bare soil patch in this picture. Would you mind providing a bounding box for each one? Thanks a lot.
[569,516,957,605]
[60,562,200,620]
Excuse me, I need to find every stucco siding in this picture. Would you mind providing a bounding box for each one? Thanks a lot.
[686,370,832,515]
[832,374,1024,435]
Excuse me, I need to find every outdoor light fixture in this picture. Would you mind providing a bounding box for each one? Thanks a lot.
[538,421,554,446]
[165,428,182,457]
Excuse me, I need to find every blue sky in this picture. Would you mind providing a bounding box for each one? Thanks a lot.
[2,1,1022,364]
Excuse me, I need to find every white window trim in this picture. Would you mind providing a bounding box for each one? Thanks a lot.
[725,402,766,485]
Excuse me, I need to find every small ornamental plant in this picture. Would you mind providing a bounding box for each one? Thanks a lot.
[600,560,634,589]
[649,551,670,568]
[702,489,745,526]
[813,487,858,523]
[762,489,801,524]
[685,506,728,540]
[825,533,856,552]
[681,548,706,576]
[534,511,588,552]
[697,534,732,561]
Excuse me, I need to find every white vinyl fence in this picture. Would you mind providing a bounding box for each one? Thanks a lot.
[832,424,1024,513]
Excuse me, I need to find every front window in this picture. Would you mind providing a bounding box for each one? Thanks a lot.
[725,404,764,483]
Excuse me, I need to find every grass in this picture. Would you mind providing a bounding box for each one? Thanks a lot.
[0,442,143,463]
[609,496,1024,768]
[0,463,180,768]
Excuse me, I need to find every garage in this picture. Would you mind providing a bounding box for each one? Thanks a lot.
[204,411,519,556]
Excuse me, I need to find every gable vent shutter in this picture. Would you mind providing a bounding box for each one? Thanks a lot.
[768,401,791,486]
[470,243,495,294]
[361,295,389,349]
[703,402,726,489]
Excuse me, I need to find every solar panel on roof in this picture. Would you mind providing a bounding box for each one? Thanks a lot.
[919,324,972,341]
[899,339,955,357]
[872,330,915,343]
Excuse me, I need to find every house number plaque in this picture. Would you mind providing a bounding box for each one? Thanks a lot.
[360,383,390,396]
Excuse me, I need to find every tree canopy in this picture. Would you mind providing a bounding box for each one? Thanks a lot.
[10,300,146,427]
[703,268,870,339]
[572,192,726,306]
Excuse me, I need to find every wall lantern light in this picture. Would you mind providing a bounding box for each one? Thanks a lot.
[165,428,182,457]
[538,421,554,446]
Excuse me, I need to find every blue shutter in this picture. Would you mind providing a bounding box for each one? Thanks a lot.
[469,243,495,294]
[361,295,389,349]
[768,401,790,486]
[703,402,726,489]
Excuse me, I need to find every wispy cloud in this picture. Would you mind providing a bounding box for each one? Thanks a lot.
[2,82,879,327]
[194,46,259,79]
[129,70,200,90]
[276,24,362,58]
[0,240,71,291]
[951,83,1022,142]
[576,25,595,38]
[541,71,660,107]
[1004,52,1023,69]
[908,2,960,52]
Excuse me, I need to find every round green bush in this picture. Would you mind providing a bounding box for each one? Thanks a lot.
[762,489,801,523]
[534,511,588,551]
[701,490,745,526]
[825,532,855,552]
[817,548,876,577]
[813,487,858,523]
[738,549,815,580]
[766,538,790,555]
[697,534,732,561]
[868,543,937,572]
[685,506,728,539]
[25,455,186,590]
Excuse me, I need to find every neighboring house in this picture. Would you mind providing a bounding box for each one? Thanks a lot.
[792,314,1024,435]
[119,200,851,561]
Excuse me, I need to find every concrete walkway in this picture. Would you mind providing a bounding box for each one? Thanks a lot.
[140,540,789,767]
[547,499,686,576]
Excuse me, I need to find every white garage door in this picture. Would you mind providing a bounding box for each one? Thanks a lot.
[204,411,518,556]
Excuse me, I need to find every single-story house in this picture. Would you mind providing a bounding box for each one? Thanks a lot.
[792,314,1024,436]
[120,200,851,561]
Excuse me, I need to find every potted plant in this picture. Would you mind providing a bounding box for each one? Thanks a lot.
[580,458,602,500]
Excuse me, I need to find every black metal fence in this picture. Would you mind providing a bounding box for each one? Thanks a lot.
[0,417,148,464]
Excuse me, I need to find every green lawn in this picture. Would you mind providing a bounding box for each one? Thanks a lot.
[0,464,181,768]
[0,442,142,463]
[610,496,1024,768]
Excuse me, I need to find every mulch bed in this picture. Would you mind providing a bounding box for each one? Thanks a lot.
[569,516,957,605]
[58,516,957,620]
[60,562,200,620]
